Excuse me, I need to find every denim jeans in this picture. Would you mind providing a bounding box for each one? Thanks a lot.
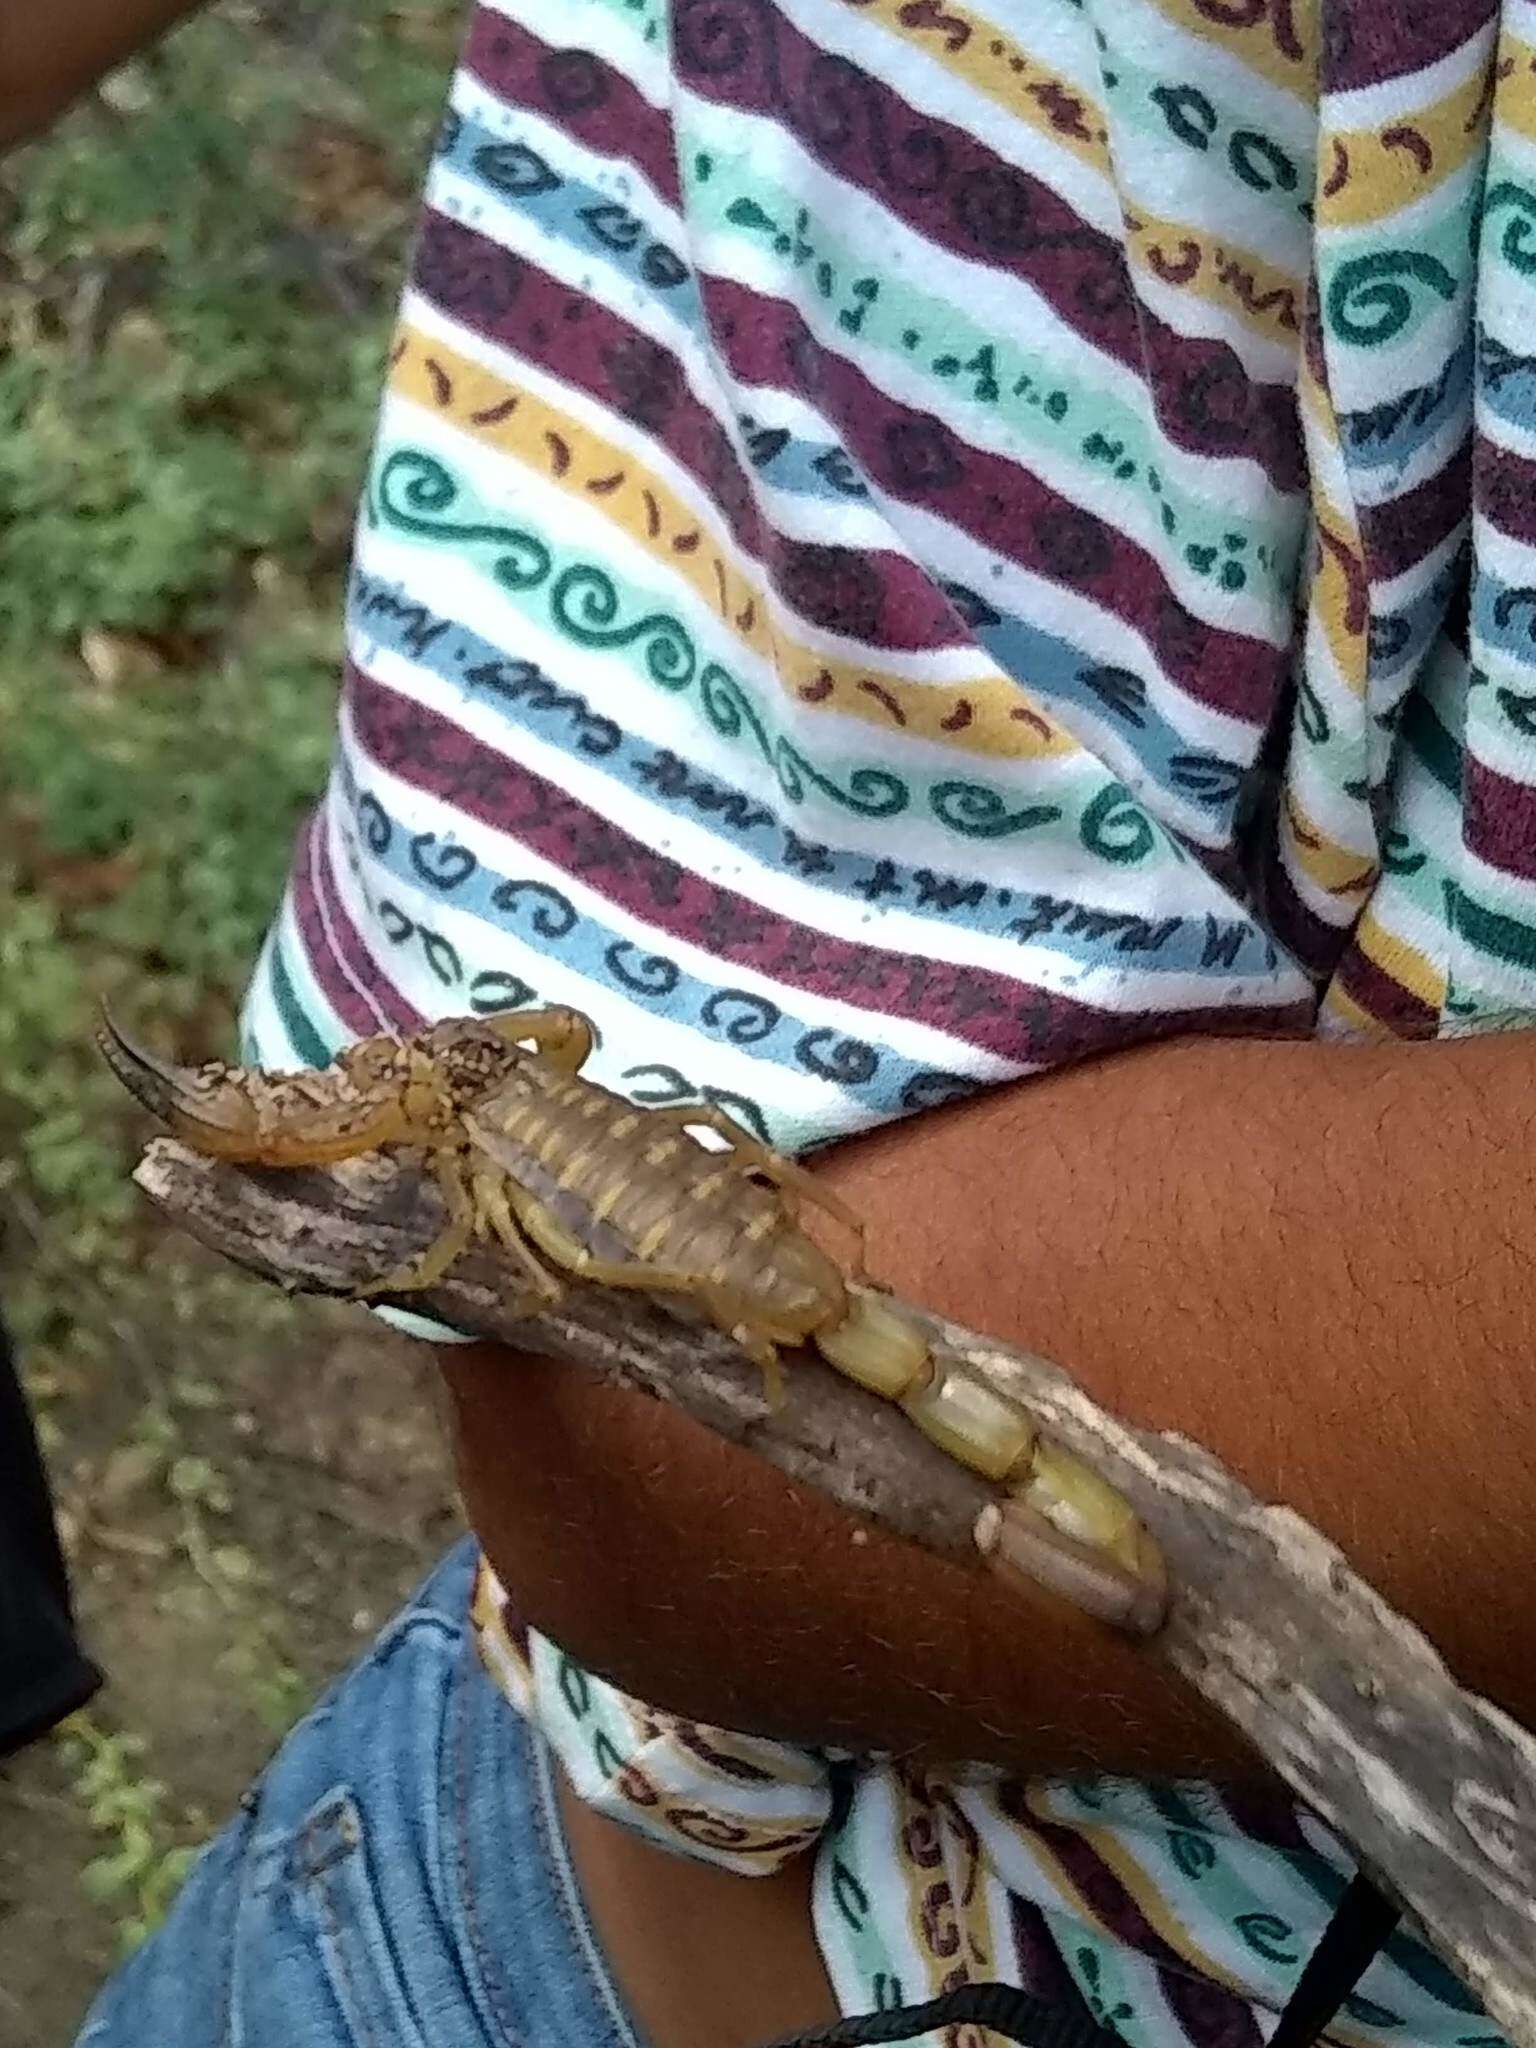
[75,1539,646,2048]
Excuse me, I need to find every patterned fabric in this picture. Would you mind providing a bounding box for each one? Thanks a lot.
[473,1564,1495,2048]
[239,0,1536,2039]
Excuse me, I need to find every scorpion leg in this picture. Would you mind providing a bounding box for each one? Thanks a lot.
[675,1277,790,1409]
[356,1149,477,1299]
[467,1165,565,1307]
[640,1104,868,1279]
[495,1182,791,1404]
[482,1007,595,1075]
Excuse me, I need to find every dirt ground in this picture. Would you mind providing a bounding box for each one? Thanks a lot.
[0,1249,463,2048]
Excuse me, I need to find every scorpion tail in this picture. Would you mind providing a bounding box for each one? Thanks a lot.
[95,1004,258,1146]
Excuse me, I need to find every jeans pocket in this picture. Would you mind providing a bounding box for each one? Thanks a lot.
[289,1789,433,2048]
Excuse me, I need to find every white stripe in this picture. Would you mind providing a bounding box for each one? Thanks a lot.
[328,742,921,1131]
[1350,406,1469,511]
[399,294,915,636]
[697,211,1294,648]
[335,699,1015,1085]
[767,0,1123,231]
[678,89,1299,522]
[1125,253,1299,384]
[362,404,1089,830]
[1115,0,1317,128]
[349,625,1307,1014]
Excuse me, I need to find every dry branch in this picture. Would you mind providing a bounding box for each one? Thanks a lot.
[136,1135,1536,2044]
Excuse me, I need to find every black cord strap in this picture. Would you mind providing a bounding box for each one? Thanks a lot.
[762,1983,1126,2048]
[1266,1873,1402,2048]
[758,1873,1401,2048]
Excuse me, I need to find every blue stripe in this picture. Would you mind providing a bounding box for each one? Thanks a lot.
[345,779,952,1106]
[347,567,1286,983]
[1472,564,1536,673]
[441,111,710,340]
[1340,337,1472,479]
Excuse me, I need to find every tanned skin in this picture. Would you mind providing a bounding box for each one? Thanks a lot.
[14,20,1535,2048]
[445,1028,1536,2047]
[0,2,206,148]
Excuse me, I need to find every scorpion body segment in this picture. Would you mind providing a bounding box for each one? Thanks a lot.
[462,1065,863,1396]
[99,1003,1168,1635]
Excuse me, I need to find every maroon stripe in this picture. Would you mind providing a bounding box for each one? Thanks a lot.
[1360,442,1469,582]
[290,810,423,1038]
[1331,935,1440,1034]
[463,11,682,206]
[1210,1785,1316,1860]
[314,795,438,1033]
[1477,433,1536,549]
[1466,753,1536,882]
[343,659,1301,1063]
[995,1786,1200,1971]
[1007,1897,1104,2024]
[1006,1805,1270,2048]
[1255,839,1349,982]
[1323,0,1496,93]
[411,208,975,653]
[307,803,429,1032]
[703,271,1288,722]
[670,0,1301,492]
[1159,1966,1268,2048]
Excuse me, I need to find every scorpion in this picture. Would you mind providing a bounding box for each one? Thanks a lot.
[97,1004,1168,1635]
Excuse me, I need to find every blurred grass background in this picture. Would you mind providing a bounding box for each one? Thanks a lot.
[0,8,467,2036]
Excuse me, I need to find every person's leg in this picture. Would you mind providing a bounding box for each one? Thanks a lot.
[74,1537,646,2048]
[0,1313,101,1756]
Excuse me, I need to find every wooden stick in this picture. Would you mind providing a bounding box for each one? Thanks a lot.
[135,1136,1536,2045]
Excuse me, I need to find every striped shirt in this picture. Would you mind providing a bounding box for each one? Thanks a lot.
[243,0,1533,2038]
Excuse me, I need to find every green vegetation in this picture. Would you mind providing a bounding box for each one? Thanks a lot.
[0,0,461,1959]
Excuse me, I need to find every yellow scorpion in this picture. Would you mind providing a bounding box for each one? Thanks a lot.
[98,1004,1168,1634]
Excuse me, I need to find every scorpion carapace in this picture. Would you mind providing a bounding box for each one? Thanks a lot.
[99,1003,1169,1635]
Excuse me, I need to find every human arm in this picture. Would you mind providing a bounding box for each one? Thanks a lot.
[442,1022,1536,1780]
[0,0,210,150]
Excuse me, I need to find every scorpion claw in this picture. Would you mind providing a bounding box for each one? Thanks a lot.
[97,1005,196,1121]
[96,1004,263,1151]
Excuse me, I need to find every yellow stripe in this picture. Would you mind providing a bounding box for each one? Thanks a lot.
[390,327,1076,765]
[841,0,1112,176]
[1321,65,1491,228]
[1497,36,1536,144]
[844,3,1302,346]
[1282,790,1378,897]
[1126,212,1303,348]
[1320,981,1387,1035]
[1140,0,1317,102]
[1063,1829,1223,1974]
[471,1558,534,1697]
[896,1777,959,2005]
[1305,480,1369,693]
[1354,903,1446,1007]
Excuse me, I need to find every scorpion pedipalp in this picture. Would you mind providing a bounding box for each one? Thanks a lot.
[96,1005,264,1148]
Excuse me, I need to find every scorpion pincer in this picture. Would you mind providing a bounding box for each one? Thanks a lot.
[97,1003,1168,1634]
